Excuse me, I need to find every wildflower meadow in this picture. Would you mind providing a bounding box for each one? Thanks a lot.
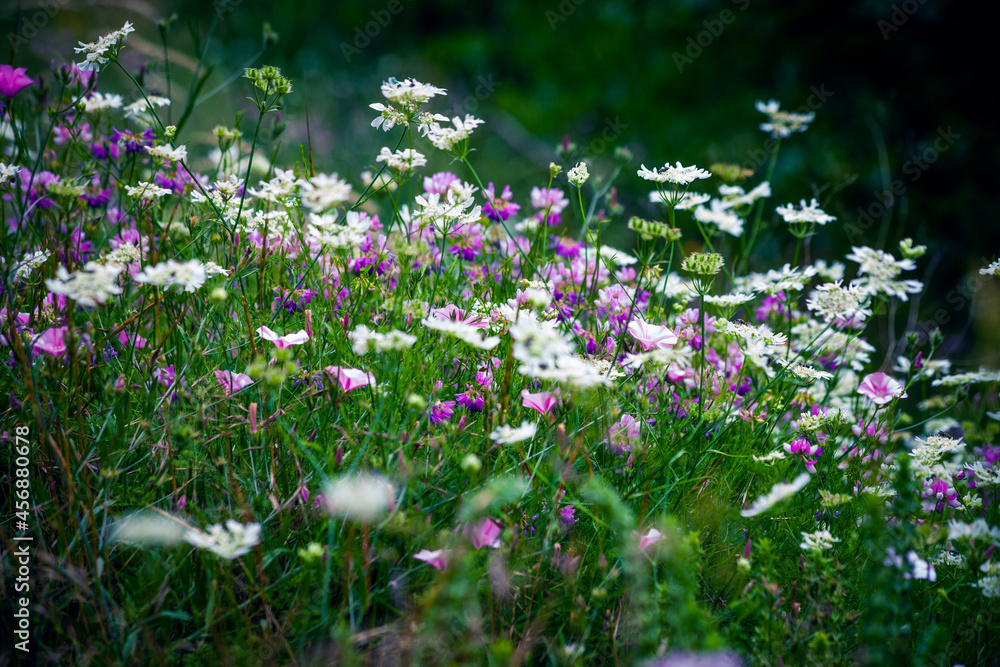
[2,12,999,667]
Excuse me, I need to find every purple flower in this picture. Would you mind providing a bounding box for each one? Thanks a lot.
[153,365,176,388]
[429,400,456,424]
[483,182,521,221]
[0,65,33,98]
[456,385,485,413]
[423,171,460,194]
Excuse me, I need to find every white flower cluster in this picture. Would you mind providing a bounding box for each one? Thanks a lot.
[349,325,417,355]
[184,519,261,560]
[13,250,50,281]
[83,92,123,113]
[755,99,815,138]
[805,280,872,323]
[775,198,836,225]
[637,161,711,185]
[124,95,171,121]
[125,181,172,201]
[299,173,352,212]
[800,526,840,552]
[306,210,373,250]
[421,114,484,152]
[422,316,499,350]
[490,421,538,445]
[376,147,427,173]
[145,144,188,163]
[0,162,22,185]
[46,261,123,307]
[75,21,135,71]
[846,246,923,301]
[134,259,224,293]
[510,314,610,388]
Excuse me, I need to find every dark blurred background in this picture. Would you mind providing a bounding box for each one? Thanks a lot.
[3,0,998,366]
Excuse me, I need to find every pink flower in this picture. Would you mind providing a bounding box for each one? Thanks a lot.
[521,389,557,415]
[0,65,33,98]
[32,327,68,357]
[257,325,310,348]
[117,329,148,349]
[215,370,253,394]
[638,528,665,551]
[857,372,907,405]
[413,548,450,570]
[461,518,501,549]
[627,319,679,351]
[324,365,376,392]
[152,365,175,387]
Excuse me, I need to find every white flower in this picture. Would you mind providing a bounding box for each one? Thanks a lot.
[369,102,409,132]
[805,281,872,323]
[349,325,417,354]
[598,245,638,266]
[567,162,590,187]
[947,518,1000,546]
[323,474,394,522]
[422,114,484,152]
[637,162,711,185]
[145,144,188,162]
[123,95,171,119]
[980,259,1000,277]
[755,99,814,138]
[775,358,833,382]
[800,527,839,552]
[931,368,1000,387]
[753,450,787,463]
[74,21,135,71]
[694,199,744,237]
[846,246,923,301]
[741,472,810,517]
[299,173,352,212]
[12,250,50,281]
[651,190,711,210]
[380,77,447,104]
[0,162,22,185]
[82,92,123,113]
[776,198,836,225]
[184,519,261,560]
[125,181,172,201]
[704,293,756,307]
[46,261,123,307]
[375,147,427,173]
[110,511,187,546]
[718,182,771,208]
[422,317,499,350]
[134,259,209,293]
[489,421,538,445]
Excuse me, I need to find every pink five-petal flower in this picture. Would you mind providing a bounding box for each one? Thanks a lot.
[324,365,376,392]
[413,548,450,571]
[462,518,502,549]
[257,325,310,348]
[858,372,907,406]
[627,319,679,351]
[521,389,557,415]
[638,528,665,552]
[32,326,68,357]
[0,65,33,98]
[215,370,253,395]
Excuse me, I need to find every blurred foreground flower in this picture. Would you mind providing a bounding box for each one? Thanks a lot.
[323,473,394,522]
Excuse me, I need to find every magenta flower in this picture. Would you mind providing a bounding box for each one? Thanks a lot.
[521,389,558,415]
[429,399,456,424]
[413,548,450,571]
[858,372,907,405]
[117,330,148,349]
[32,327,68,357]
[152,365,175,387]
[628,319,679,352]
[483,182,521,221]
[0,65,33,98]
[462,518,501,549]
[324,365,376,392]
[215,370,254,394]
[257,325,310,348]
